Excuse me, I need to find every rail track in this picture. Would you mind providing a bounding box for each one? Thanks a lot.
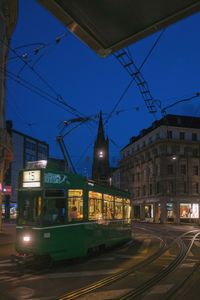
[57,228,200,300]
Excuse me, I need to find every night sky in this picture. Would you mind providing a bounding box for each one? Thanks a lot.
[6,0,200,176]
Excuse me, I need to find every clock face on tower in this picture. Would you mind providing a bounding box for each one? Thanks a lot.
[92,112,110,184]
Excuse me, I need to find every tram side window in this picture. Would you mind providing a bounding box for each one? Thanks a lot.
[43,189,66,225]
[68,189,83,222]
[43,198,66,225]
[124,199,131,219]
[88,191,102,220]
[115,197,123,219]
[103,194,114,219]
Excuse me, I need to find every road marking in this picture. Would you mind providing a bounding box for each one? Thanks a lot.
[23,269,124,281]
[188,251,194,257]
[194,240,200,247]
[115,254,134,259]
[148,284,174,295]
[94,257,115,261]
[141,239,151,254]
[0,259,15,267]
[76,289,132,299]
[0,263,14,267]
[164,250,176,257]
[180,262,196,268]
[9,287,35,299]
[0,276,13,280]
[0,259,11,263]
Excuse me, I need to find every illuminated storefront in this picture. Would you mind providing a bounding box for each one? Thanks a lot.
[180,203,199,220]
[145,204,154,219]
[167,203,174,220]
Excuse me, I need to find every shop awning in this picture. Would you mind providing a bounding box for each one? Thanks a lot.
[38,0,200,56]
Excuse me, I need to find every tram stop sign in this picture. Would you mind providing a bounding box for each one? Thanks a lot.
[38,0,200,57]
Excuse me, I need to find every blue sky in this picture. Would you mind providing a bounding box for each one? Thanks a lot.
[6,0,200,176]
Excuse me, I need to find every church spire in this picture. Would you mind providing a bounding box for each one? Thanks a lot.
[97,110,105,141]
[92,110,110,184]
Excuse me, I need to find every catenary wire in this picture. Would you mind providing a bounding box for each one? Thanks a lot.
[0,37,86,119]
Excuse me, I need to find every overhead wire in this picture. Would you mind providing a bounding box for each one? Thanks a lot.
[0,66,79,115]
[0,37,86,119]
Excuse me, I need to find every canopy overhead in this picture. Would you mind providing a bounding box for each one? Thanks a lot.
[38,0,200,56]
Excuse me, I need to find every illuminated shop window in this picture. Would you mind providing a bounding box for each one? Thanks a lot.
[180,203,199,219]
[145,205,153,218]
[167,203,174,218]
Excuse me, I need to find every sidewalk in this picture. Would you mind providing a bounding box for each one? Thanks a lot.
[0,221,16,246]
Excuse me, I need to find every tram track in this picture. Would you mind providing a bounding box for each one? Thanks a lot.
[57,229,200,300]
[57,229,170,300]
[118,230,200,300]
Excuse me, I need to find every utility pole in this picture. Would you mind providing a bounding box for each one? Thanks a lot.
[0,1,18,231]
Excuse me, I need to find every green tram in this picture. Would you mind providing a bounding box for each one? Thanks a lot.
[16,160,132,261]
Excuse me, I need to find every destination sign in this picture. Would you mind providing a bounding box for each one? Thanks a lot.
[23,170,41,188]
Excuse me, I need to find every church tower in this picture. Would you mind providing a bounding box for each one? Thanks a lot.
[92,111,110,184]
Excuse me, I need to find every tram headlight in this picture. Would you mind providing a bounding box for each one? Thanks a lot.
[23,235,31,242]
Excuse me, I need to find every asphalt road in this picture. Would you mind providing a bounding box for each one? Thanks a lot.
[0,222,200,300]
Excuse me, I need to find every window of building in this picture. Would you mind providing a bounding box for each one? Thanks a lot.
[137,173,140,181]
[149,184,153,195]
[167,130,173,139]
[25,140,37,151]
[180,203,199,218]
[183,182,187,194]
[167,181,174,194]
[156,182,160,194]
[159,144,168,155]
[193,166,199,176]
[167,164,174,175]
[152,148,158,156]
[171,145,180,155]
[154,165,158,176]
[148,137,152,144]
[156,133,160,140]
[180,164,186,175]
[192,133,197,141]
[143,185,146,196]
[132,174,135,182]
[193,148,199,156]
[195,183,199,194]
[180,132,185,140]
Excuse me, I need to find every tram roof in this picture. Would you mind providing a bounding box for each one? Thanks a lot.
[38,0,200,57]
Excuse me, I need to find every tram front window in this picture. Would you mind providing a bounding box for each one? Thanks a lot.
[18,192,42,225]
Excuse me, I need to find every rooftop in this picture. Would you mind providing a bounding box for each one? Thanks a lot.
[122,114,200,150]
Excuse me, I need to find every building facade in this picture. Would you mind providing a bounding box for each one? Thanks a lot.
[0,0,18,227]
[120,115,200,224]
[92,111,110,184]
[4,127,49,205]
